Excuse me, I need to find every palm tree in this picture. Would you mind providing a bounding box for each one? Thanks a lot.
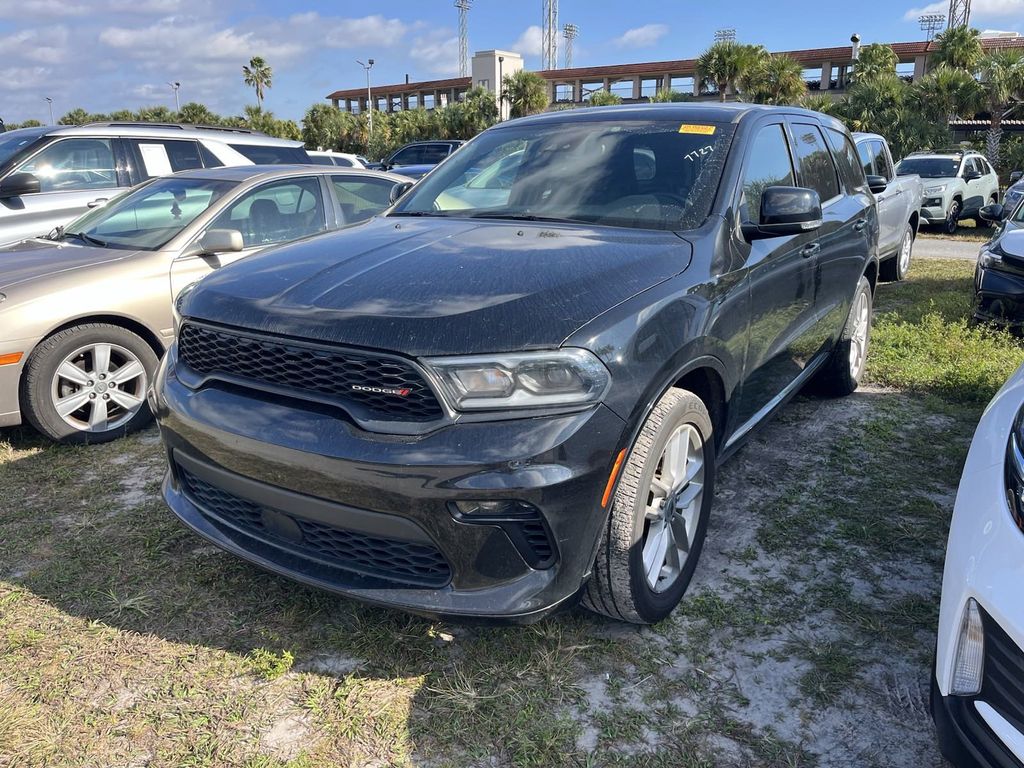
[502,70,549,118]
[588,90,623,106]
[801,93,842,116]
[242,56,273,110]
[932,26,983,73]
[852,43,898,81]
[696,42,766,102]
[178,102,219,126]
[978,50,1024,167]
[741,54,805,105]
[910,64,983,124]
[649,89,693,103]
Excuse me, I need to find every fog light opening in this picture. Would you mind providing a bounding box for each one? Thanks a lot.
[950,598,985,696]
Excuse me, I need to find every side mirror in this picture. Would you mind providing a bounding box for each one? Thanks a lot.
[196,228,243,256]
[87,198,109,209]
[389,180,415,205]
[1011,170,1023,184]
[964,170,982,182]
[979,203,1006,223]
[866,175,888,194]
[0,172,41,199]
[743,186,823,241]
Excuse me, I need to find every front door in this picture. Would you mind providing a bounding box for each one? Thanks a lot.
[732,121,823,429]
[169,175,329,302]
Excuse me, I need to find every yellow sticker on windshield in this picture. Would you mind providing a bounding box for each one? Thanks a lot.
[679,124,716,135]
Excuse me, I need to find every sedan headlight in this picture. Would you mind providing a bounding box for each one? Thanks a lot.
[423,349,610,411]
[1004,406,1024,533]
[924,184,948,196]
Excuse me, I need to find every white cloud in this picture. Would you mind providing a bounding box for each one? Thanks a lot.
[511,25,544,56]
[903,0,1023,20]
[288,12,408,48]
[409,30,461,76]
[613,23,669,49]
[0,26,69,64]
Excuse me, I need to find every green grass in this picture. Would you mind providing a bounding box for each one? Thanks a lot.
[0,257,1018,767]
[918,219,996,243]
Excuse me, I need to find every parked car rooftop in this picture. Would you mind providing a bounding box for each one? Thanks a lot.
[502,102,847,127]
[10,122,304,147]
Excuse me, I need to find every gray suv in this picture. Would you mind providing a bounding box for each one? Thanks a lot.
[0,122,309,245]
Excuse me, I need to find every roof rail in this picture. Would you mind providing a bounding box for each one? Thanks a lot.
[79,121,263,135]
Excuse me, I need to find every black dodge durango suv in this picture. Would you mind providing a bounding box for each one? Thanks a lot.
[154,104,879,624]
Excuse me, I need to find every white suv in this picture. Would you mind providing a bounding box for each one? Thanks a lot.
[895,149,1000,234]
[0,122,309,244]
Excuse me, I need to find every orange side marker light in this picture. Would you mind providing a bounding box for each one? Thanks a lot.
[0,352,23,366]
[601,449,627,508]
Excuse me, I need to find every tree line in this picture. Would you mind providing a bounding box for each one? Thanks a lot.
[3,32,1022,173]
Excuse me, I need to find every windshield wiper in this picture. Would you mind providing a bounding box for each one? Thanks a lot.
[466,212,587,224]
[63,231,107,247]
[388,210,454,217]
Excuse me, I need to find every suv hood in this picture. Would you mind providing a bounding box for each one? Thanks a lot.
[185,217,692,356]
[0,238,136,292]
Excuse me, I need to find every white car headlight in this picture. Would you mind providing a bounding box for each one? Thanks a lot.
[924,185,948,196]
[423,349,610,411]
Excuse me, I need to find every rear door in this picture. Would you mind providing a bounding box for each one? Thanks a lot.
[169,175,328,300]
[732,120,823,428]
[0,137,124,242]
[963,157,989,215]
[126,139,205,184]
[870,139,903,256]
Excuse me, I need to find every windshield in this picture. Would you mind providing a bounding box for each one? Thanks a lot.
[1012,198,1024,223]
[57,176,237,250]
[895,157,960,179]
[0,127,48,167]
[392,118,736,231]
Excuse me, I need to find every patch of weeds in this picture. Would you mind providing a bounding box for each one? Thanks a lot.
[790,639,862,707]
[246,648,295,681]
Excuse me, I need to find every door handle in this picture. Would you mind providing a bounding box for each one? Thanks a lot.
[853,219,868,232]
[800,242,820,258]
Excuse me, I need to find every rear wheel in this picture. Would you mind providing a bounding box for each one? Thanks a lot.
[880,224,914,282]
[583,388,715,624]
[814,276,872,397]
[20,323,159,444]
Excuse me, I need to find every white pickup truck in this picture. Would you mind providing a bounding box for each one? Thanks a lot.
[854,133,923,282]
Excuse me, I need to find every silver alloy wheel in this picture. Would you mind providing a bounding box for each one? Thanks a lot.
[898,228,913,276]
[50,342,148,433]
[641,423,705,593]
[848,289,870,378]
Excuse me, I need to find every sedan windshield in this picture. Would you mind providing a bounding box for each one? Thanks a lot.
[895,157,960,179]
[392,118,736,231]
[57,176,237,250]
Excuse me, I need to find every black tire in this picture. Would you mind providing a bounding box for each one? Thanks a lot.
[20,323,160,444]
[583,387,715,624]
[879,224,914,282]
[944,198,962,235]
[815,276,873,397]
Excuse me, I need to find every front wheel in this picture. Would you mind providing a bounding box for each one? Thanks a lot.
[815,276,873,397]
[583,388,715,624]
[20,323,159,444]
[880,224,914,282]
[944,199,961,235]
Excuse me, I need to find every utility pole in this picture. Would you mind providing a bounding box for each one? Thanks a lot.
[168,81,181,112]
[357,58,374,138]
[542,0,558,70]
[455,0,472,79]
[562,23,578,69]
[498,55,505,120]
[45,97,53,125]
[947,0,971,28]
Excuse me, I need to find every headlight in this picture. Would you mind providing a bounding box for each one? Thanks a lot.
[1004,405,1024,533]
[172,282,198,334]
[423,349,610,411]
[924,184,948,196]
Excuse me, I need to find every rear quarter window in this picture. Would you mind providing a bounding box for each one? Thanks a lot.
[791,124,840,204]
[228,144,309,164]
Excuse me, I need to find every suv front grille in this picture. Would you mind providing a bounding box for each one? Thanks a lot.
[177,465,452,587]
[177,322,444,423]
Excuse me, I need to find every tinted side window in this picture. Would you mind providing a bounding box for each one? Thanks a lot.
[826,129,867,193]
[792,124,840,203]
[308,155,334,166]
[871,141,893,181]
[198,144,224,168]
[130,140,204,179]
[740,124,795,223]
[334,157,355,167]
[228,144,309,164]
[419,144,451,164]
[856,141,876,178]
[390,146,424,165]
[208,177,326,248]
[332,176,396,224]
[16,138,118,193]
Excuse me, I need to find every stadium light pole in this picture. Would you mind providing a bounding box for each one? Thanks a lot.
[45,97,53,125]
[357,59,375,138]
[168,81,181,112]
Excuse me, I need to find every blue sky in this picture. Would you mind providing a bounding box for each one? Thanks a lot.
[1,0,1021,125]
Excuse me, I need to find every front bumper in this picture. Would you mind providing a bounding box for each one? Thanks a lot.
[922,202,950,224]
[152,350,628,622]
[974,264,1024,330]
[0,336,34,428]
[934,377,1024,766]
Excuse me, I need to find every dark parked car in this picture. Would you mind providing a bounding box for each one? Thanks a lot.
[154,104,879,624]
[974,199,1024,328]
[371,140,464,172]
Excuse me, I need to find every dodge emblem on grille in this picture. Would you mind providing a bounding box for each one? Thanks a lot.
[351,384,412,397]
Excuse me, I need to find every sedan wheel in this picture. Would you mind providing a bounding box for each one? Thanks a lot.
[945,200,961,235]
[50,342,148,433]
